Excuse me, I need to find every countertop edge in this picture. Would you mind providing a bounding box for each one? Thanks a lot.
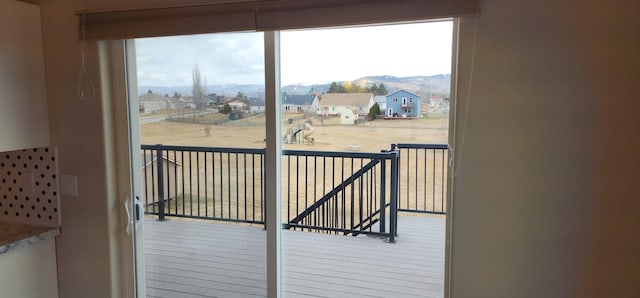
[0,226,59,255]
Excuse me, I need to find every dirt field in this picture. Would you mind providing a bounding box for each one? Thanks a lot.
[139,113,449,152]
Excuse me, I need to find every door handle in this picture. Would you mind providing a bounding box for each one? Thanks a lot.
[134,196,144,230]
[124,196,133,235]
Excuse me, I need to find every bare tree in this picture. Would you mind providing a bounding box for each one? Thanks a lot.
[192,65,206,110]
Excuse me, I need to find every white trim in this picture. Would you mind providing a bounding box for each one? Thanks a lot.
[264,31,282,298]
[123,39,147,298]
[445,17,462,298]
[99,39,140,298]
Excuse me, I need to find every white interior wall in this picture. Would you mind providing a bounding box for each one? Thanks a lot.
[35,0,640,297]
[449,1,640,297]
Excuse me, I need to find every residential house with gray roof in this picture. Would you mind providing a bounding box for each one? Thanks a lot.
[282,94,318,114]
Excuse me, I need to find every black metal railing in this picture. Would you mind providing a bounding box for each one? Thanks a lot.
[140,143,445,241]
[281,149,399,242]
[394,144,448,214]
[140,144,265,225]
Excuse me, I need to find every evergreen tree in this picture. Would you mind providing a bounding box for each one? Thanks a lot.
[368,84,379,94]
[328,82,340,93]
[368,103,381,121]
[377,83,388,95]
[220,103,232,114]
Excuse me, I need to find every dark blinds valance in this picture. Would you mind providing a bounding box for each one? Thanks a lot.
[81,0,477,40]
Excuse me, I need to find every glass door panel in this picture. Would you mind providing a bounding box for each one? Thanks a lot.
[130,32,268,297]
[280,21,453,297]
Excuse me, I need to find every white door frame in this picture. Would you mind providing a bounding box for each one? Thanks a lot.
[112,33,284,298]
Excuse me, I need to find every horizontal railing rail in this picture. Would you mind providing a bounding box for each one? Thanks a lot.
[393,143,448,214]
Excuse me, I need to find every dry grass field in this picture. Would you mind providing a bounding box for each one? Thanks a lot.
[140,113,449,150]
[139,113,449,224]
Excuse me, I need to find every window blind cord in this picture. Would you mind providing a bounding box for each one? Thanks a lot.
[77,12,96,101]
[450,15,478,179]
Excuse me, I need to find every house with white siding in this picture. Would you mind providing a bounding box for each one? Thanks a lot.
[316,93,374,117]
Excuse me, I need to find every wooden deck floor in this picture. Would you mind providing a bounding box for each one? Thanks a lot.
[143,215,445,298]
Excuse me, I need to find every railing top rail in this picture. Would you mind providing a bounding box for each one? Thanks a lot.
[141,144,265,154]
[283,149,394,159]
[395,144,448,150]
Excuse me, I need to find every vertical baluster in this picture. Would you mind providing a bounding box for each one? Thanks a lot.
[189,151,193,217]
[379,156,386,234]
[304,155,308,230]
[350,158,355,231]
[156,145,165,221]
[252,153,256,222]
[424,148,427,212]
[432,149,436,213]
[196,151,200,217]
[441,149,446,213]
[295,155,299,229]
[227,152,231,221]
[244,153,247,222]
[287,155,291,227]
[204,151,207,218]
[211,151,216,218]
[181,150,185,216]
[341,157,345,233]
[236,152,239,220]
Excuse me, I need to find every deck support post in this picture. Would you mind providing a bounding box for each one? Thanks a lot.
[156,144,165,221]
[388,149,399,243]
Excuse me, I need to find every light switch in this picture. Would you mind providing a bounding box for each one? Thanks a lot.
[60,174,78,196]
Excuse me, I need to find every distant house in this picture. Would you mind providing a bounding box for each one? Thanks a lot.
[373,95,387,114]
[429,94,446,106]
[282,94,318,113]
[249,97,265,114]
[183,96,202,109]
[168,96,189,109]
[140,154,182,201]
[223,98,246,111]
[385,90,421,118]
[139,91,168,113]
[338,108,359,125]
[317,93,374,117]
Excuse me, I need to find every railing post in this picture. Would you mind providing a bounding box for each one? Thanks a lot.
[156,144,165,221]
[263,151,267,230]
[379,151,387,234]
[388,149,399,243]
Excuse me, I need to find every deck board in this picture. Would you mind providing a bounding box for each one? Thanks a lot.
[144,215,445,297]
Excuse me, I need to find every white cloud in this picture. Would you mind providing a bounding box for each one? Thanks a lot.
[135,21,453,86]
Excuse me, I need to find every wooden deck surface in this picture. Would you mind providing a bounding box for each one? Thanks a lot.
[143,215,445,298]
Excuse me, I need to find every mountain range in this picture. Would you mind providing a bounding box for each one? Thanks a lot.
[139,74,451,100]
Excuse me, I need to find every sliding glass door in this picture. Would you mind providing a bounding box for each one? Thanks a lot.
[124,20,453,297]
[279,22,452,297]
[127,32,269,297]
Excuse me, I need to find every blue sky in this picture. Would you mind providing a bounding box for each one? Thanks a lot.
[135,21,453,86]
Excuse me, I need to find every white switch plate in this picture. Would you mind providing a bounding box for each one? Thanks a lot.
[60,174,78,196]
